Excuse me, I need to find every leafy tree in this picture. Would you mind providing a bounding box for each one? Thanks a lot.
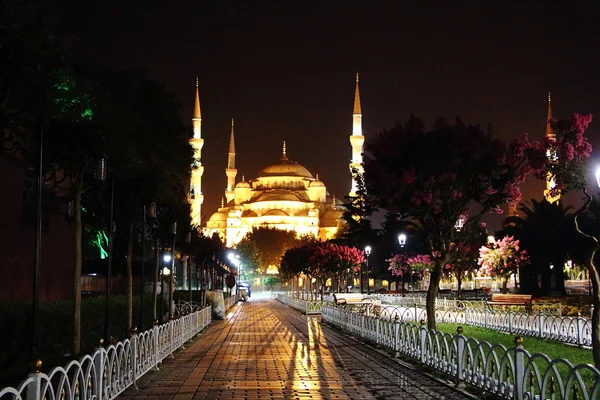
[363,116,542,329]
[541,114,600,367]
[262,276,280,292]
[445,223,487,296]
[499,199,573,296]
[340,170,378,247]
[236,227,302,274]
[477,236,529,290]
[308,242,365,300]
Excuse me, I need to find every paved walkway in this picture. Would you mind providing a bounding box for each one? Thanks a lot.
[120,298,474,400]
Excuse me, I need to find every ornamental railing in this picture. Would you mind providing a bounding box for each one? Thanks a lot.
[372,294,564,315]
[369,302,592,347]
[321,306,600,400]
[276,294,326,315]
[0,306,212,400]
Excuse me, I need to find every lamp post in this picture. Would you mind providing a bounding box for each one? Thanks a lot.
[168,222,177,319]
[160,253,171,323]
[398,234,407,295]
[364,245,371,295]
[162,264,171,321]
[153,238,160,323]
[30,123,43,368]
[95,155,116,346]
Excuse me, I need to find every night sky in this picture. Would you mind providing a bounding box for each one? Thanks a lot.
[57,1,600,226]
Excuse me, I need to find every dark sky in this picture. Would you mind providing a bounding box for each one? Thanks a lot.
[57,0,600,226]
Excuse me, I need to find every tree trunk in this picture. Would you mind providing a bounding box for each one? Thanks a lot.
[126,222,134,330]
[426,262,443,330]
[573,187,600,369]
[72,193,83,355]
[320,278,325,301]
[457,274,462,299]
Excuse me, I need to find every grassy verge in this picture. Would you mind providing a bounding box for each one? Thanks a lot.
[435,322,593,366]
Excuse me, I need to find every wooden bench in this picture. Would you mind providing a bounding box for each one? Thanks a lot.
[333,293,372,305]
[486,294,533,314]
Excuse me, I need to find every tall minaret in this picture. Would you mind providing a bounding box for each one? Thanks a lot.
[225,118,237,203]
[349,72,364,197]
[189,77,204,226]
[543,92,560,204]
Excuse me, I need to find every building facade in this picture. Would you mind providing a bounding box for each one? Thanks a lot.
[193,74,364,247]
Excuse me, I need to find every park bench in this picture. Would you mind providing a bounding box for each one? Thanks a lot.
[486,294,533,314]
[333,293,374,314]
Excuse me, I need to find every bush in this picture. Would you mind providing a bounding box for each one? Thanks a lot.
[0,295,156,387]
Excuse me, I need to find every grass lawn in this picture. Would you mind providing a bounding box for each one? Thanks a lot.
[435,322,593,367]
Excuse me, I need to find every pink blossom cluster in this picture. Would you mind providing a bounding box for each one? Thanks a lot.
[477,236,529,279]
[387,253,434,279]
[309,243,365,276]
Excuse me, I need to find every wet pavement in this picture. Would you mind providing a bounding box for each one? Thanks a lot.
[119,297,474,399]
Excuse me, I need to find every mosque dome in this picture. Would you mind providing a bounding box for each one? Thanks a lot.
[259,160,313,178]
[309,178,325,187]
[258,143,314,178]
[208,211,227,222]
[235,181,251,188]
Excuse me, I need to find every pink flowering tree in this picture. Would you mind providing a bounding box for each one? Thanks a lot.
[478,236,529,290]
[444,222,488,296]
[308,242,365,300]
[541,114,600,367]
[363,116,544,329]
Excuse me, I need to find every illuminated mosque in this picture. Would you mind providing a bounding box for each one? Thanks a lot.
[188,74,365,247]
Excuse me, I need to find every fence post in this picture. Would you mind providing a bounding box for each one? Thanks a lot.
[419,319,427,364]
[130,327,139,390]
[169,320,175,358]
[93,342,104,400]
[26,361,42,400]
[538,311,544,339]
[455,326,466,388]
[513,336,525,400]
[484,308,489,329]
[414,303,419,322]
[153,323,160,370]
[509,312,514,334]
[577,313,583,346]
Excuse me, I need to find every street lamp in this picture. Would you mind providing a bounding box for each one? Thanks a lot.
[398,234,409,295]
[364,245,371,295]
[455,215,466,231]
[398,233,407,247]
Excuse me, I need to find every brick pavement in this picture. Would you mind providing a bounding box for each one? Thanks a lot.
[119,297,474,400]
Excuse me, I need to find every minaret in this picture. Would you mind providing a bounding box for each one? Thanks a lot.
[349,72,365,197]
[189,77,204,226]
[543,92,560,204]
[225,118,237,203]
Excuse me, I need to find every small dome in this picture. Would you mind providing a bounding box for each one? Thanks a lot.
[309,179,325,188]
[235,181,251,188]
[208,211,227,222]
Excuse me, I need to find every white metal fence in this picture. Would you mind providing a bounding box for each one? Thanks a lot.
[0,306,212,400]
[322,306,600,400]
[276,294,326,314]
[371,303,593,348]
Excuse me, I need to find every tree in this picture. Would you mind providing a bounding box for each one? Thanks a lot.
[236,227,303,275]
[499,199,573,296]
[308,242,365,300]
[477,236,529,290]
[93,70,193,333]
[444,223,487,296]
[541,114,600,367]
[262,276,280,292]
[363,116,543,329]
